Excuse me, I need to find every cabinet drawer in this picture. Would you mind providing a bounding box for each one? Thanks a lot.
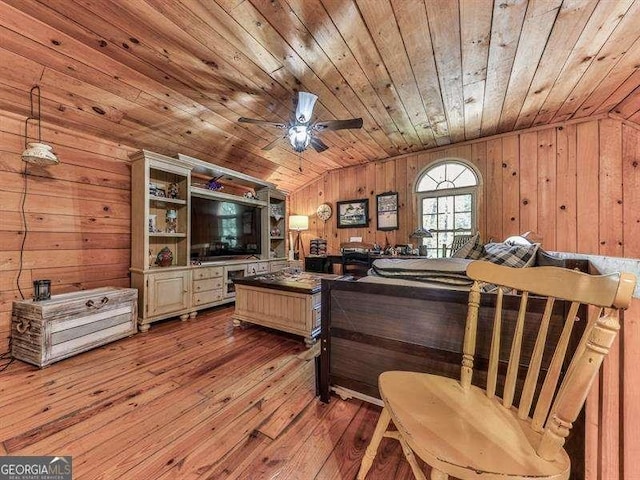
[270,261,289,272]
[192,267,223,280]
[193,289,224,306]
[193,277,223,292]
[246,262,269,275]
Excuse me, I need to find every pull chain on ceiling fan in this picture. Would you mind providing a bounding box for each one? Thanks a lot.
[238,91,363,153]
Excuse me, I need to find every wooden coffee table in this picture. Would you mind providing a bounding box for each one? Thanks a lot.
[232,271,339,347]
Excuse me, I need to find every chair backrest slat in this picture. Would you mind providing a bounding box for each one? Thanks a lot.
[464,262,635,459]
[518,297,555,419]
[549,306,602,417]
[486,288,503,399]
[502,292,529,409]
[531,301,579,431]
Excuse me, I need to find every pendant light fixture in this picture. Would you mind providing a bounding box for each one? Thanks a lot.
[21,86,59,166]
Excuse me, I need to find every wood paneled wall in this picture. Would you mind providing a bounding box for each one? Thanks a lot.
[290,115,640,480]
[1,106,639,478]
[0,110,134,353]
[290,116,640,259]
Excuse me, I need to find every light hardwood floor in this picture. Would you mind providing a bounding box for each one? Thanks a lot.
[0,305,427,479]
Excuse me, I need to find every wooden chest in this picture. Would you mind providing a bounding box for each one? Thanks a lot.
[11,287,138,367]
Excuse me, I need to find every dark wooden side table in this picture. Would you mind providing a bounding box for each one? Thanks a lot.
[304,256,332,273]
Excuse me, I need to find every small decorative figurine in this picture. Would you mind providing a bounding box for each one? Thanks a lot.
[156,247,173,267]
[206,176,224,191]
[168,182,179,199]
[148,214,157,233]
[166,210,177,233]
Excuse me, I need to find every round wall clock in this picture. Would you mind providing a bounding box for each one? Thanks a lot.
[316,203,332,221]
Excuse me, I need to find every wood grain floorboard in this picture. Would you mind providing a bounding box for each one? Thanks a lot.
[1,305,421,479]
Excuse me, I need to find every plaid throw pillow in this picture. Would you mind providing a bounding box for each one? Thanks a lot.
[481,242,539,268]
[451,232,483,259]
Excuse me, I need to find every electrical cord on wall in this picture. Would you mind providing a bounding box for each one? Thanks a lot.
[16,160,29,300]
[0,161,29,370]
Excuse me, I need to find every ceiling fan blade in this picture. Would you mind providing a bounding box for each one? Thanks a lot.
[309,136,329,153]
[262,136,285,151]
[313,118,363,131]
[238,117,287,129]
[295,92,318,124]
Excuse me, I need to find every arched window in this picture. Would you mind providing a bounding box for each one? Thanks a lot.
[415,160,480,258]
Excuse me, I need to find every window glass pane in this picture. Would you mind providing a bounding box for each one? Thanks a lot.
[425,236,438,250]
[454,213,472,230]
[455,194,472,212]
[437,231,449,247]
[438,196,453,213]
[417,175,437,192]
[455,169,477,187]
[429,165,447,184]
[422,197,438,214]
[446,163,465,182]
[424,214,438,230]
[438,213,453,230]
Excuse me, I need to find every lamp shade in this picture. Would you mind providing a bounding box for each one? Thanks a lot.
[22,142,59,166]
[289,215,309,231]
[295,92,318,123]
[410,226,432,238]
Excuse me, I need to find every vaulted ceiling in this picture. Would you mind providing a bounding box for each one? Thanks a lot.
[1,0,640,191]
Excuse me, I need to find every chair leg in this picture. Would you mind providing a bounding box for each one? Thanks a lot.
[398,436,427,480]
[430,468,448,480]
[357,407,391,480]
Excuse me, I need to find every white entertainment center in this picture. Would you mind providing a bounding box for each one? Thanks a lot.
[129,150,290,332]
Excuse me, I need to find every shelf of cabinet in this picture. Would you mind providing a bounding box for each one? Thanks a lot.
[149,232,188,238]
[150,196,187,205]
[191,186,268,207]
[271,236,285,240]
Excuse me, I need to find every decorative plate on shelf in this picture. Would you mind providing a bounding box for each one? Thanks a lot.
[317,203,332,222]
[270,203,284,220]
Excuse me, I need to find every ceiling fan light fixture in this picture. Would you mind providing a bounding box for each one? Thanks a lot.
[288,125,310,152]
[238,91,362,154]
[295,91,318,123]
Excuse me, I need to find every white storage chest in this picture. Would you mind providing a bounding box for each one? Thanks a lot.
[11,287,138,367]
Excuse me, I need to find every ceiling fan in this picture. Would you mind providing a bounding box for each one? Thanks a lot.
[238,91,363,153]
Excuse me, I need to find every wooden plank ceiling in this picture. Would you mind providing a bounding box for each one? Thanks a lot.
[1,0,640,192]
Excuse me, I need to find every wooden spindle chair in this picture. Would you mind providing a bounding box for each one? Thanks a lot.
[357,260,636,480]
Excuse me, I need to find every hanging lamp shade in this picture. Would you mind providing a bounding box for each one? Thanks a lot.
[21,86,59,166]
[22,142,59,166]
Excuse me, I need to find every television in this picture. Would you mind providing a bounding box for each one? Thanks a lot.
[190,195,262,260]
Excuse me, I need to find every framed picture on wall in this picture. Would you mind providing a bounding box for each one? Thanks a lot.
[337,199,369,228]
[376,191,398,231]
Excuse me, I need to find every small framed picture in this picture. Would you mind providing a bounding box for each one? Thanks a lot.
[337,199,369,229]
[376,192,399,231]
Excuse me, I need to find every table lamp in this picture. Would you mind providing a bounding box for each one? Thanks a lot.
[410,226,432,256]
[289,215,309,260]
